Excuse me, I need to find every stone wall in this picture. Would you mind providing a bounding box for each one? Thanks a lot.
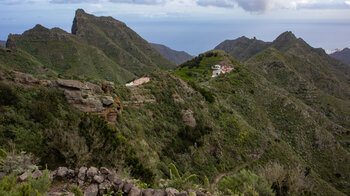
[18,167,210,196]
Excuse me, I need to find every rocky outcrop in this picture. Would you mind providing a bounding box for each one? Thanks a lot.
[34,167,209,196]
[181,109,196,128]
[0,70,122,123]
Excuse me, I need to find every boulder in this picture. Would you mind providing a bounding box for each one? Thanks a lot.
[18,172,29,182]
[85,82,103,94]
[165,188,179,196]
[93,175,104,184]
[181,110,196,127]
[129,186,142,196]
[57,79,88,90]
[56,167,69,178]
[103,81,115,94]
[50,170,57,182]
[107,173,115,182]
[48,192,74,196]
[31,170,42,179]
[154,190,166,196]
[84,184,99,196]
[78,179,85,187]
[98,181,111,195]
[64,90,83,103]
[78,167,87,181]
[67,169,75,178]
[101,96,114,106]
[142,188,154,196]
[113,177,122,185]
[12,71,38,84]
[122,180,135,193]
[83,98,104,112]
[176,191,188,196]
[100,167,112,175]
[86,167,98,179]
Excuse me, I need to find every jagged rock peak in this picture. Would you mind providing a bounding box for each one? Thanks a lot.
[273,31,297,43]
[71,9,85,35]
[76,8,86,15]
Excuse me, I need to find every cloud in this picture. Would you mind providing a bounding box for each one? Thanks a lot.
[197,0,234,8]
[108,0,165,5]
[50,0,100,3]
[49,0,165,5]
[196,0,350,12]
[0,0,35,5]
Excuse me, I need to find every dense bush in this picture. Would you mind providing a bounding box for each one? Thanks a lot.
[0,82,155,185]
[189,81,215,103]
[0,151,39,175]
[259,162,307,196]
[0,82,18,106]
[218,169,274,196]
[0,169,51,196]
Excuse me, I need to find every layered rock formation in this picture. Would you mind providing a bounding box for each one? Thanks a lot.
[0,70,121,123]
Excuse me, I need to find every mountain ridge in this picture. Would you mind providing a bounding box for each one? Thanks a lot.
[150,43,193,65]
[0,16,350,195]
[3,9,176,84]
[330,47,350,66]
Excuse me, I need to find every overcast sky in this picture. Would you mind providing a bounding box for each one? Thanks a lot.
[1,0,350,55]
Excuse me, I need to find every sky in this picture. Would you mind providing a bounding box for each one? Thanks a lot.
[1,0,350,55]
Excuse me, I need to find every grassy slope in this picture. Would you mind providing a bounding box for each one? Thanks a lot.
[173,50,239,81]
[171,50,349,194]
[6,25,135,83]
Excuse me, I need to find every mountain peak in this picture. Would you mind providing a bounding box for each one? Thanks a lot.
[274,31,297,43]
[330,47,350,65]
[75,8,86,15]
[271,31,300,51]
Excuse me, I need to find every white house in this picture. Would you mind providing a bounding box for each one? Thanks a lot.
[212,64,234,77]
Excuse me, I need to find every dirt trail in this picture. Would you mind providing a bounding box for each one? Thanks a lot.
[210,139,269,191]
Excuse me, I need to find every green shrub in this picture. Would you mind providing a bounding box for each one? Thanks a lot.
[0,151,39,175]
[259,163,307,196]
[30,169,51,194]
[70,184,83,196]
[218,169,274,196]
[0,169,50,196]
[160,163,197,191]
[0,82,18,106]
[188,81,215,103]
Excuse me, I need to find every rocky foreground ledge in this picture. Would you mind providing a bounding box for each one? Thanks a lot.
[17,167,210,196]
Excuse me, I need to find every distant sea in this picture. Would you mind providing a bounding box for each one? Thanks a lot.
[1,18,349,56]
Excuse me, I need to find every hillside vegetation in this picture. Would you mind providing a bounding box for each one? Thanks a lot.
[3,9,175,84]
[0,12,349,195]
